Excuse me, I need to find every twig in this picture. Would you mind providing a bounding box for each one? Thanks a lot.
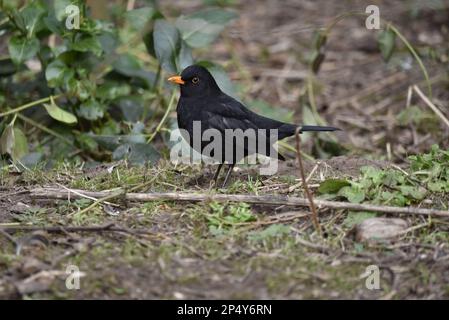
[0,94,63,118]
[68,175,160,216]
[28,187,449,217]
[413,85,449,129]
[295,128,321,234]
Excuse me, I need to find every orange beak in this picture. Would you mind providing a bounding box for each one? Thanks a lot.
[167,75,185,85]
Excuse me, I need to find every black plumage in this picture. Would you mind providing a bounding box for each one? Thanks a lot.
[168,65,339,187]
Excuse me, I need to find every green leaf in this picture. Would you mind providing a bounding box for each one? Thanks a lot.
[71,35,103,56]
[43,97,78,124]
[178,40,194,70]
[96,81,131,101]
[12,127,29,160]
[112,143,160,165]
[18,0,46,37]
[378,27,396,62]
[428,181,449,193]
[175,8,237,48]
[8,36,40,65]
[112,54,157,88]
[318,179,351,194]
[77,99,104,121]
[399,185,427,200]
[114,96,144,122]
[45,59,74,88]
[54,0,80,21]
[153,19,180,74]
[0,124,29,161]
[124,7,155,30]
[338,186,365,203]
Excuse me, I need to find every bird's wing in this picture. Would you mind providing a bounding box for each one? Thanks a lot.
[200,95,278,159]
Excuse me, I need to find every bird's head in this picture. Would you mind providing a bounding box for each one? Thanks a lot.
[168,65,221,98]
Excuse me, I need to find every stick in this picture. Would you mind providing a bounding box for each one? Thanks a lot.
[295,128,321,234]
[28,187,449,217]
[413,85,449,129]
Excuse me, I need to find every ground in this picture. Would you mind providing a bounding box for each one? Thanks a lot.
[1,156,449,299]
[1,0,449,299]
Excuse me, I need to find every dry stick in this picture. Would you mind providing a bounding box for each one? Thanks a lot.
[295,128,322,234]
[68,174,160,216]
[413,85,449,129]
[28,187,449,217]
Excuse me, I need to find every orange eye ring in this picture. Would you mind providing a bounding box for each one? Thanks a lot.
[192,77,199,84]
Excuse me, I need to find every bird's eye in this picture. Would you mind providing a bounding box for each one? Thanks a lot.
[192,77,199,84]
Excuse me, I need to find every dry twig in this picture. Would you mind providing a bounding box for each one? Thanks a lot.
[28,187,449,217]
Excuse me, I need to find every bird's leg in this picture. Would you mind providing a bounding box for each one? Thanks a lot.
[221,164,235,188]
[213,163,224,185]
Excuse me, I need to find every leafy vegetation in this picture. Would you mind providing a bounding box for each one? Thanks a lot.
[319,144,449,207]
[0,0,237,165]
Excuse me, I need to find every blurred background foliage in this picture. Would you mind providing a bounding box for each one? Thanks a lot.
[0,0,241,168]
[0,0,448,170]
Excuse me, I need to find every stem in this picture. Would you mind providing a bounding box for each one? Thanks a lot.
[295,128,321,235]
[389,24,432,98]
[147,90,177,143]
[0,94,63,118]
[16,113,74,146]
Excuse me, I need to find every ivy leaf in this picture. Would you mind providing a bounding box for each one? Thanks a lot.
[153,19,180,74]
[18,1,46,37]
[112,143,160,165]
[71,35,103,57]
[113,96,144,122]
[8,36,40,65]
[175,8,237,48]
[112,54,157,89]
[378,27,396,62]
[54,0,80,21]
[77,99,104,121]
[12,127,29,161]
[96,81,131,101]
[45,59,74,88]
[124,7,155,30]
[0,123,29,161]
[178,41,194,70]
[44,97,78,124]
[318,179,351,194]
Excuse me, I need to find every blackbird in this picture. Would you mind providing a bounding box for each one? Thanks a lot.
[168,65,339,187]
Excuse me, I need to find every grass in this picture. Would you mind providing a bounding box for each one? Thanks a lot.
[1,146,449,299]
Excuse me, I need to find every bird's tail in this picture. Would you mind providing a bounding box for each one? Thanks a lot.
[300,125,340,132]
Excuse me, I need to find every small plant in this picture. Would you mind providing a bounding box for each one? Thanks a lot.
[319,145,448,206]
[206,201,256,233]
